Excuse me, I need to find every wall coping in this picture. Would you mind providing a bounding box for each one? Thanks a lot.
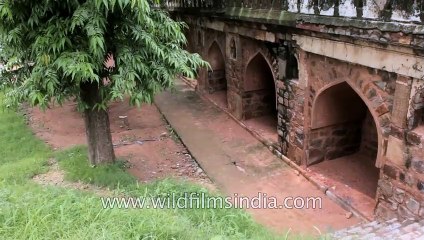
[171,7,424,34]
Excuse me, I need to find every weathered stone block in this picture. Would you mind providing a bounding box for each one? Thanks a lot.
[400,172,416,187]
[375,201,398,221]
[375,103,390,116]
[411,158,424,174]
[406,131,422,146]
[406,197,420,215]
[383,164,398,180]
[366,88,377,99]
[388,198,399,211]
[375,81,387,90]
[394,188,406,203]
[379,117,392,136]
[392,82,412,128]
[398,205,415,220]
[390,125,405,140]
[386,136,406,167]
[378,179,393,197]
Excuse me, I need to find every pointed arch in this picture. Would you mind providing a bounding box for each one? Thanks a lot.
[311,80,383,167]
[207,41,225,71]
[206,40,227,103]
[244,52,275,92]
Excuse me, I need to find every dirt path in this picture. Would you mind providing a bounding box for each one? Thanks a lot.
[28,100,213,187]
[154,79,361,234]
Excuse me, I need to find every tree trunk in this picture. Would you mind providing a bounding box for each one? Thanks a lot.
[80,81,116,165]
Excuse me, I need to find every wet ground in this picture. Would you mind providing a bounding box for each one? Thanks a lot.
[308,153,380,220]
[28,100,212,186]
[155,79,361,234]
[208,90,279,146]
[201,79,378,222]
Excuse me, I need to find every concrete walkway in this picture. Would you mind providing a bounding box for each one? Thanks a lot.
[155,79,360,235]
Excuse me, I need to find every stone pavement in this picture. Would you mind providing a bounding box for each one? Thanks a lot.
[332,218,424,240]
[154,79,361,235]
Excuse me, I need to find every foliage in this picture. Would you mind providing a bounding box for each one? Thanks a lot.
[0,0,207,110]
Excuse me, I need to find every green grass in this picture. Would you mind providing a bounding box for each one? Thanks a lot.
[53,146,290,240]
[0,105,51,183]
[0,183,281,239]
[55,146,137,188]
[0,96,317,240]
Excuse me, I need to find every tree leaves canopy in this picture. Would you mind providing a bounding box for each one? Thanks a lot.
[0,0,207,110]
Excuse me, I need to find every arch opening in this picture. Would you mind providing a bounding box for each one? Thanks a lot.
[308,82,379,205]
[411,91,424,129]
[242,53,278,144]
[282,45,299,80]
[230,38,237,59]
[207,41,228,108]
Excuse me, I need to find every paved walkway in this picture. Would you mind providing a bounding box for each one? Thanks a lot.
[155,79,361,235]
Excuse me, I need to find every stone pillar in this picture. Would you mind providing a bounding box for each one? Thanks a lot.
[277,45,306,165]
[376,76,424,221]
[225,33,243,120]
[276,49,290,155]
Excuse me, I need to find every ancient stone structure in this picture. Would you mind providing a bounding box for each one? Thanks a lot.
[156,0,424,221]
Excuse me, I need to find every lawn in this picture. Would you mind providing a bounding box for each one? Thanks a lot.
[0,96,318,239]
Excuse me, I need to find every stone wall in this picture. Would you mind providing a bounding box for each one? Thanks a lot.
[308,110,378,164]
[408,81,424,129]
[242,89,276,119]
[376,80,424,221]
[223,35,279,120]
[185,23,226,93]
[300,52,398,167]
[207,70,226,92]
[225,33,243,119]
[180,12,424,221]
[187,26,280,120]
[277,77,305,164]
[309,122,363,163]
[296,50,424,220]
[373,74,424,220]
[361,111,379,160]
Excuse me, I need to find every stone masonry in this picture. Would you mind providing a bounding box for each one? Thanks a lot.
[163,0,424,221]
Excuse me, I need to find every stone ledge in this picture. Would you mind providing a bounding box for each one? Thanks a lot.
[171,8,424,34]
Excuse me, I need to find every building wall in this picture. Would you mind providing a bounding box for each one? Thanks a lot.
[185,23,226,93]
[309,122,363,163]
[181,14,424,221]
[361,111,379,160]
[299,52,396,168]
[294,48,424,221]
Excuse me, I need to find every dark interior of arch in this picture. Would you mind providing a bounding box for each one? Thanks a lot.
[308,82,379,198]
[207,42,227,93]
[310,82,378,162]
[244,53,277,119]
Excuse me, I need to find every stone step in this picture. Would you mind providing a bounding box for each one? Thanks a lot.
[332,219,395,238]
[331,218,424,240]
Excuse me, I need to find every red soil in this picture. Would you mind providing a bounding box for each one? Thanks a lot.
[28,100,212,185]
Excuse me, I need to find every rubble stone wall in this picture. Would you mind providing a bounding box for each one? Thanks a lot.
[181,14,424,221]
